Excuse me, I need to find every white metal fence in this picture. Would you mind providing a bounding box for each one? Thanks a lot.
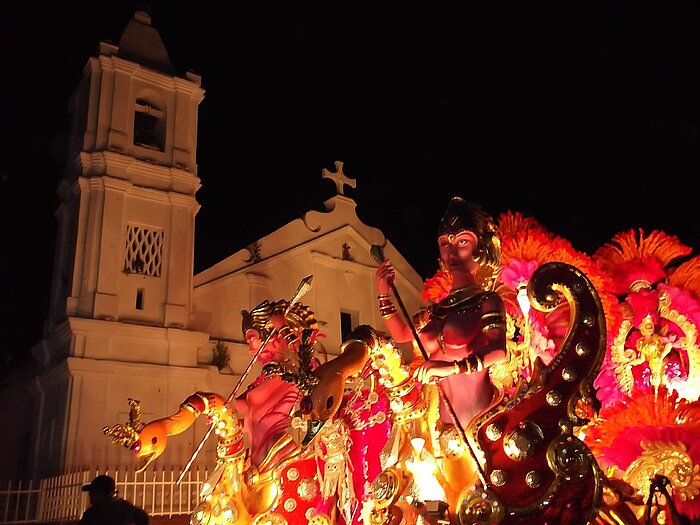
[0,466,209,524]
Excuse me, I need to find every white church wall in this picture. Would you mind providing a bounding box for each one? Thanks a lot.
[192,224,426,369]
[191,276,249,342]
[62,356,238,473]
[64,318,207,367]
[32,363,72,479]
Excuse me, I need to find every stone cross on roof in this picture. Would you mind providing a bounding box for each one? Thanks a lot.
[322,160,356,196]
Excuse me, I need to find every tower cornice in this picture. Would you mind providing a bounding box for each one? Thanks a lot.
[78,151,201,196]
[95,54,204,98]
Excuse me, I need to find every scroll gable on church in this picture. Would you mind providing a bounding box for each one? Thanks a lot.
[195,161,390,287]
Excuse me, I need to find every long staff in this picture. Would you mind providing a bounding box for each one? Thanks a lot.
[176,275,313,484]
[370,245,488,487]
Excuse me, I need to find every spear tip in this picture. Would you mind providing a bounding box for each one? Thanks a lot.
[290,275,313,305]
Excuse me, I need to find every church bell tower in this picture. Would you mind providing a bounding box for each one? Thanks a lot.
[28,10,210,477]
[47,10,204,336]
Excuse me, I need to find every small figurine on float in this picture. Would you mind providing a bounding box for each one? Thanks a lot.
[584,229,700,523]
[305,321,451,524]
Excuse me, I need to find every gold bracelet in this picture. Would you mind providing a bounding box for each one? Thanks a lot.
[340,338,369,354]
[481,312,505,334]
[379,293,397,319]
[456,358,469,374]
[380,304,397,319]
[467,353,484,373]
[454,354,484,374]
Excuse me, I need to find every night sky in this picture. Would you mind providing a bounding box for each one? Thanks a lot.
[2,2,700,369]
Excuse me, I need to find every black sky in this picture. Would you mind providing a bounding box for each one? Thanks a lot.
[2,2,700,367]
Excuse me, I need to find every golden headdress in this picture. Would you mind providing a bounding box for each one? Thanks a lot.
[241,299,319,345]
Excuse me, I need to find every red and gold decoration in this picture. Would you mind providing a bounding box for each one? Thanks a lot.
[103,213,700,524]
[584,229,700,524]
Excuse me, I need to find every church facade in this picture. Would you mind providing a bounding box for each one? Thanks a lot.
[2,10,424,481]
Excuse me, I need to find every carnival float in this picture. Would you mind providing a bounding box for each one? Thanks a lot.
[103,204,700,525]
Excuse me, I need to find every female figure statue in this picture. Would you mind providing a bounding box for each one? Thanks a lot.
[374,195,508,493]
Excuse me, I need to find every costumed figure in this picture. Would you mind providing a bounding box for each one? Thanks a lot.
[581,229,700,524]
[304,323,450,525]
[236,298,331,524]
[299,323,395,525]
[373,197,608,524]
[237,298,320,471]
[104,297,339,525]
[374,195,508,517]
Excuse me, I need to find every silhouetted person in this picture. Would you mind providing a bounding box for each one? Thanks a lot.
[79,474,149,525]
[643,475,692,525]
